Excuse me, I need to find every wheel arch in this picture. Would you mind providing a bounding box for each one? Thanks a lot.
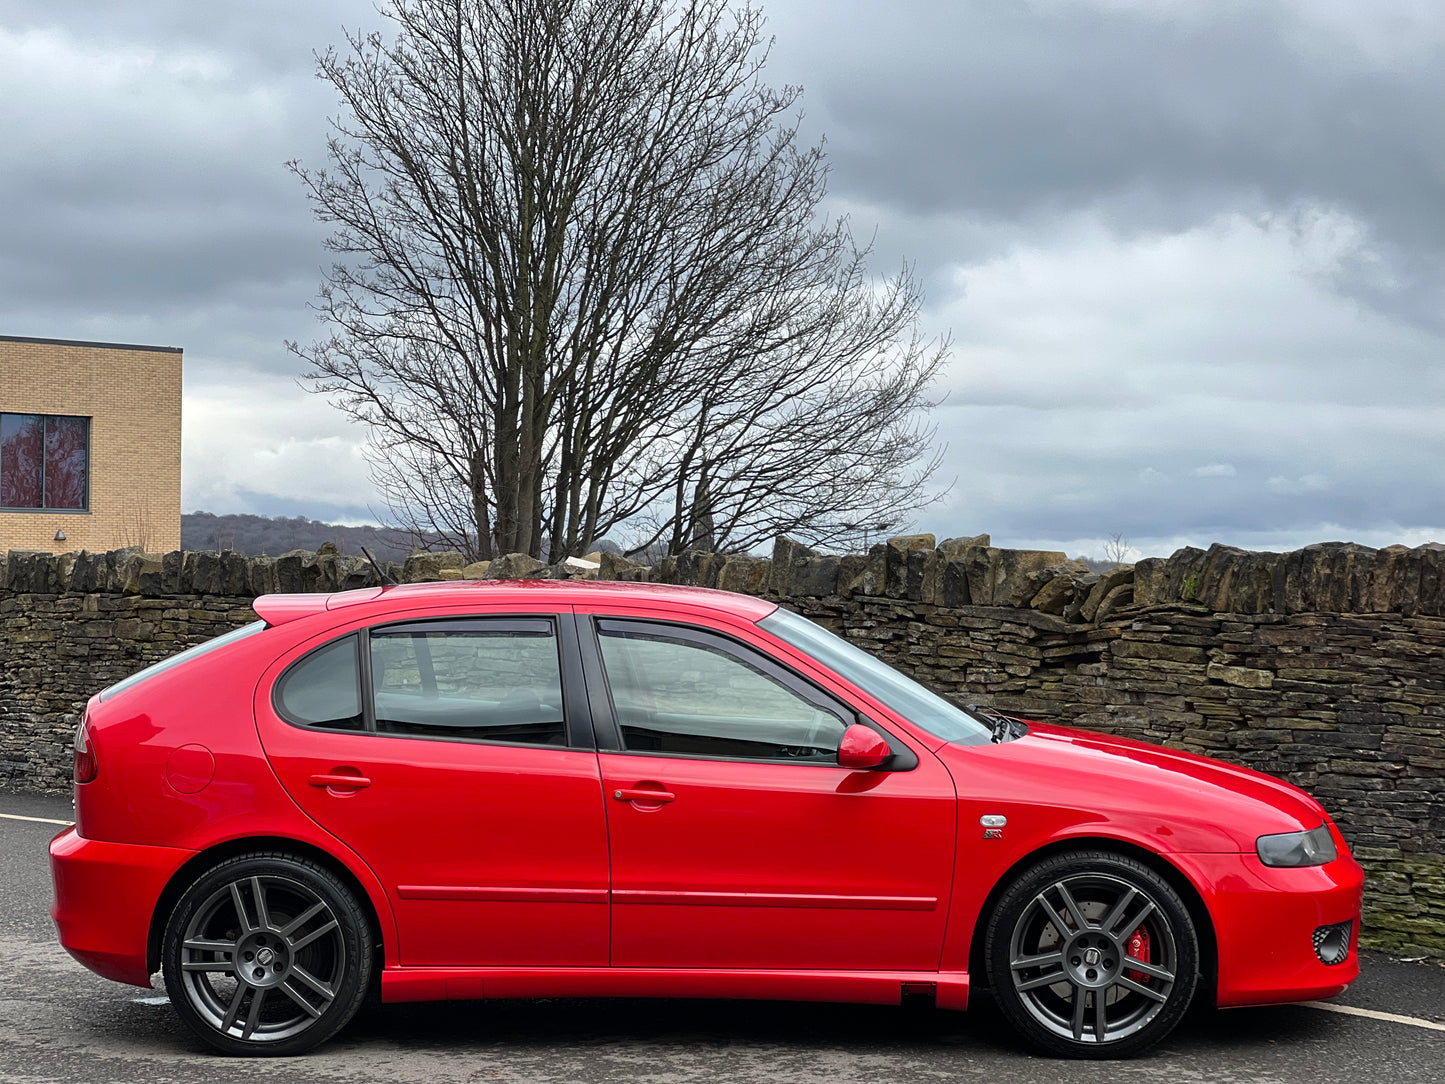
[967,836,1219,1007]
[147,836,387,978]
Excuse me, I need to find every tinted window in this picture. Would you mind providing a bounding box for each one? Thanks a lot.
[275,635,363,730]
[370,623,566,745]
[597,625,848,762]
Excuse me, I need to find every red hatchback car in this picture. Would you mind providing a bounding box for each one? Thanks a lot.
[51,580,1362,1058]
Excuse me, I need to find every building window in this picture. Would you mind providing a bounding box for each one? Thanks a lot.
[0,413,90,511]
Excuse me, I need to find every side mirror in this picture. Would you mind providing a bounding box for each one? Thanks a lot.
[837,723,892,770]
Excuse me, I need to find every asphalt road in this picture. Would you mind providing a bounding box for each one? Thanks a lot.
[4,787,1443,1083]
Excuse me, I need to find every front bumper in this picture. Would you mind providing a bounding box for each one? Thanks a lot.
[49,827,195,988]
[1179,849,1365,1007]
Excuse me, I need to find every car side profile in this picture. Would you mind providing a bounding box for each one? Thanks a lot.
[50,580,1363,1058]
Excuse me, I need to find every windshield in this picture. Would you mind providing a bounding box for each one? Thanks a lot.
[759,608,993,746]
[99,621,267,701]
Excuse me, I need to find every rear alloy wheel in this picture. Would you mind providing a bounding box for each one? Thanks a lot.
[985,851,1198,1058]
[162,853,372,1055]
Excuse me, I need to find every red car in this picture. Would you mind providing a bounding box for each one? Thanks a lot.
[50,581,1362,1058]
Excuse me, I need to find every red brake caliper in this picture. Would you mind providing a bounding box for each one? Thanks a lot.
[1127,926,1151,984]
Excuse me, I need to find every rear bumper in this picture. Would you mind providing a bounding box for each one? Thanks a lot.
[49,828,194,988]
[1180,850,1364,1007]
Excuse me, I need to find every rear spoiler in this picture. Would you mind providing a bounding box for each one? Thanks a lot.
[253,587,387,627]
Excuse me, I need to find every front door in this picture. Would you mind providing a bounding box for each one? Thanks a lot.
[583,614,957,972]
[255,611,610,968]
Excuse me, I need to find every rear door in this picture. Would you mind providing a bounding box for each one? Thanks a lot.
[254,609,611,968]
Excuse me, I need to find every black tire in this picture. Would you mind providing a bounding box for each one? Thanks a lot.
[984,850,1198,1059]
[161,852,373,1056]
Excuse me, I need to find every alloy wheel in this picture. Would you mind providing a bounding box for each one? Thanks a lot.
[1006,871,1179,1046]
[176,872,348,1045]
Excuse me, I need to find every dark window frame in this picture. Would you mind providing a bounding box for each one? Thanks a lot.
[0,412,92,513]
[271,613,596,751]
[578,615,917,770]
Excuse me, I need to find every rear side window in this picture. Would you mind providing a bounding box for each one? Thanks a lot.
[275,635,363,730]
[370,621,565,746]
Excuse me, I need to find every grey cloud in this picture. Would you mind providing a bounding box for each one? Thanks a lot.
[769,0,1444,327]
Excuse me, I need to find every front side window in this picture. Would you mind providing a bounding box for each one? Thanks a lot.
[597,622,849,762]
[1,413,89,510]
[370,620,566,745]
[759,607,993,746]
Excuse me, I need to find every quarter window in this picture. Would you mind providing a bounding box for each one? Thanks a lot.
[275,635,364,730]
[597,623,850,762]
[0,413,90,510]
[370,620,566,746]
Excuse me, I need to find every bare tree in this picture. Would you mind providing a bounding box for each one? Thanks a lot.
[290,0,947,561]
[1103,532,1133,567]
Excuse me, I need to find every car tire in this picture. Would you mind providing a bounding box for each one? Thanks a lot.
[984,849,1199,1059]
[161,852,373,1056]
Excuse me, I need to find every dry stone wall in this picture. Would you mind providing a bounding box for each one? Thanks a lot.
[3,535,1443,955]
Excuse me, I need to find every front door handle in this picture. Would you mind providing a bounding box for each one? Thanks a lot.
[613,787,675,803]
[309,772,372,790]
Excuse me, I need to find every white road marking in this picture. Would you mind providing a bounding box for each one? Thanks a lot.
[0,812,73,826]
[1303,1001,1445,1032]
[132,996,171,1006]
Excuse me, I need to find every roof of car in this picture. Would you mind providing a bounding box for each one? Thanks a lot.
[252,578,779,627]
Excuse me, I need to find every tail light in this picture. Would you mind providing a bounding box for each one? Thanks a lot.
[73,717,98,784]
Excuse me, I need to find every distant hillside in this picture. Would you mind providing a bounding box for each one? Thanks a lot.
[181,512,422,561]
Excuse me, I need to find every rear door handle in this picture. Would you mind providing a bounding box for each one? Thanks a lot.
[309,772,372,789]
[613,787,675,803]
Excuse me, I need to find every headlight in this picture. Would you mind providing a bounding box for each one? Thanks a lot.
[1256,823,1337,867]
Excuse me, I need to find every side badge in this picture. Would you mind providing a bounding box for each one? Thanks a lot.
[981,814,1007,840]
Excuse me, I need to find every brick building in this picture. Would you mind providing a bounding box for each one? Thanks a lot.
[1,334,182,554]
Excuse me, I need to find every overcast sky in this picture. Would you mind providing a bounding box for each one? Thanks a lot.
[1,0,1440,559]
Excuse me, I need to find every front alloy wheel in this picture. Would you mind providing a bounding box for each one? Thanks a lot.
[162,854,372,1055]
[986,851,1198,1058]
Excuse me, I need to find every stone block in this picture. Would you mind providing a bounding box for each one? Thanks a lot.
[271,549,309,592]
[885,534,935,598]
[120,553,165,596]
[937,534,990,559]
[795,555,840,597]
[1206,663,1274,689]
[939,559,972,607]
[247,556,279,597]
[599,552,642,581]
[69,550,101,593]
[837,548,886,597]
[718,556,769,595]
[965,548,1070,607]
[1029,572,1077,615]
[771,537,838,597]
[6,550,48,592]
[402,550,466,582]
[484,553,545,580]
[1081,564,1133,622]
[1111,640,1208,665]
[673,550,706,585]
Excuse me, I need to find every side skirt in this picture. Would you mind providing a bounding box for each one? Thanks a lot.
[381,967,969,1011]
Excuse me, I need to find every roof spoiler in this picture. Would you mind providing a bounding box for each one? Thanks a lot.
[252,587,387,627]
